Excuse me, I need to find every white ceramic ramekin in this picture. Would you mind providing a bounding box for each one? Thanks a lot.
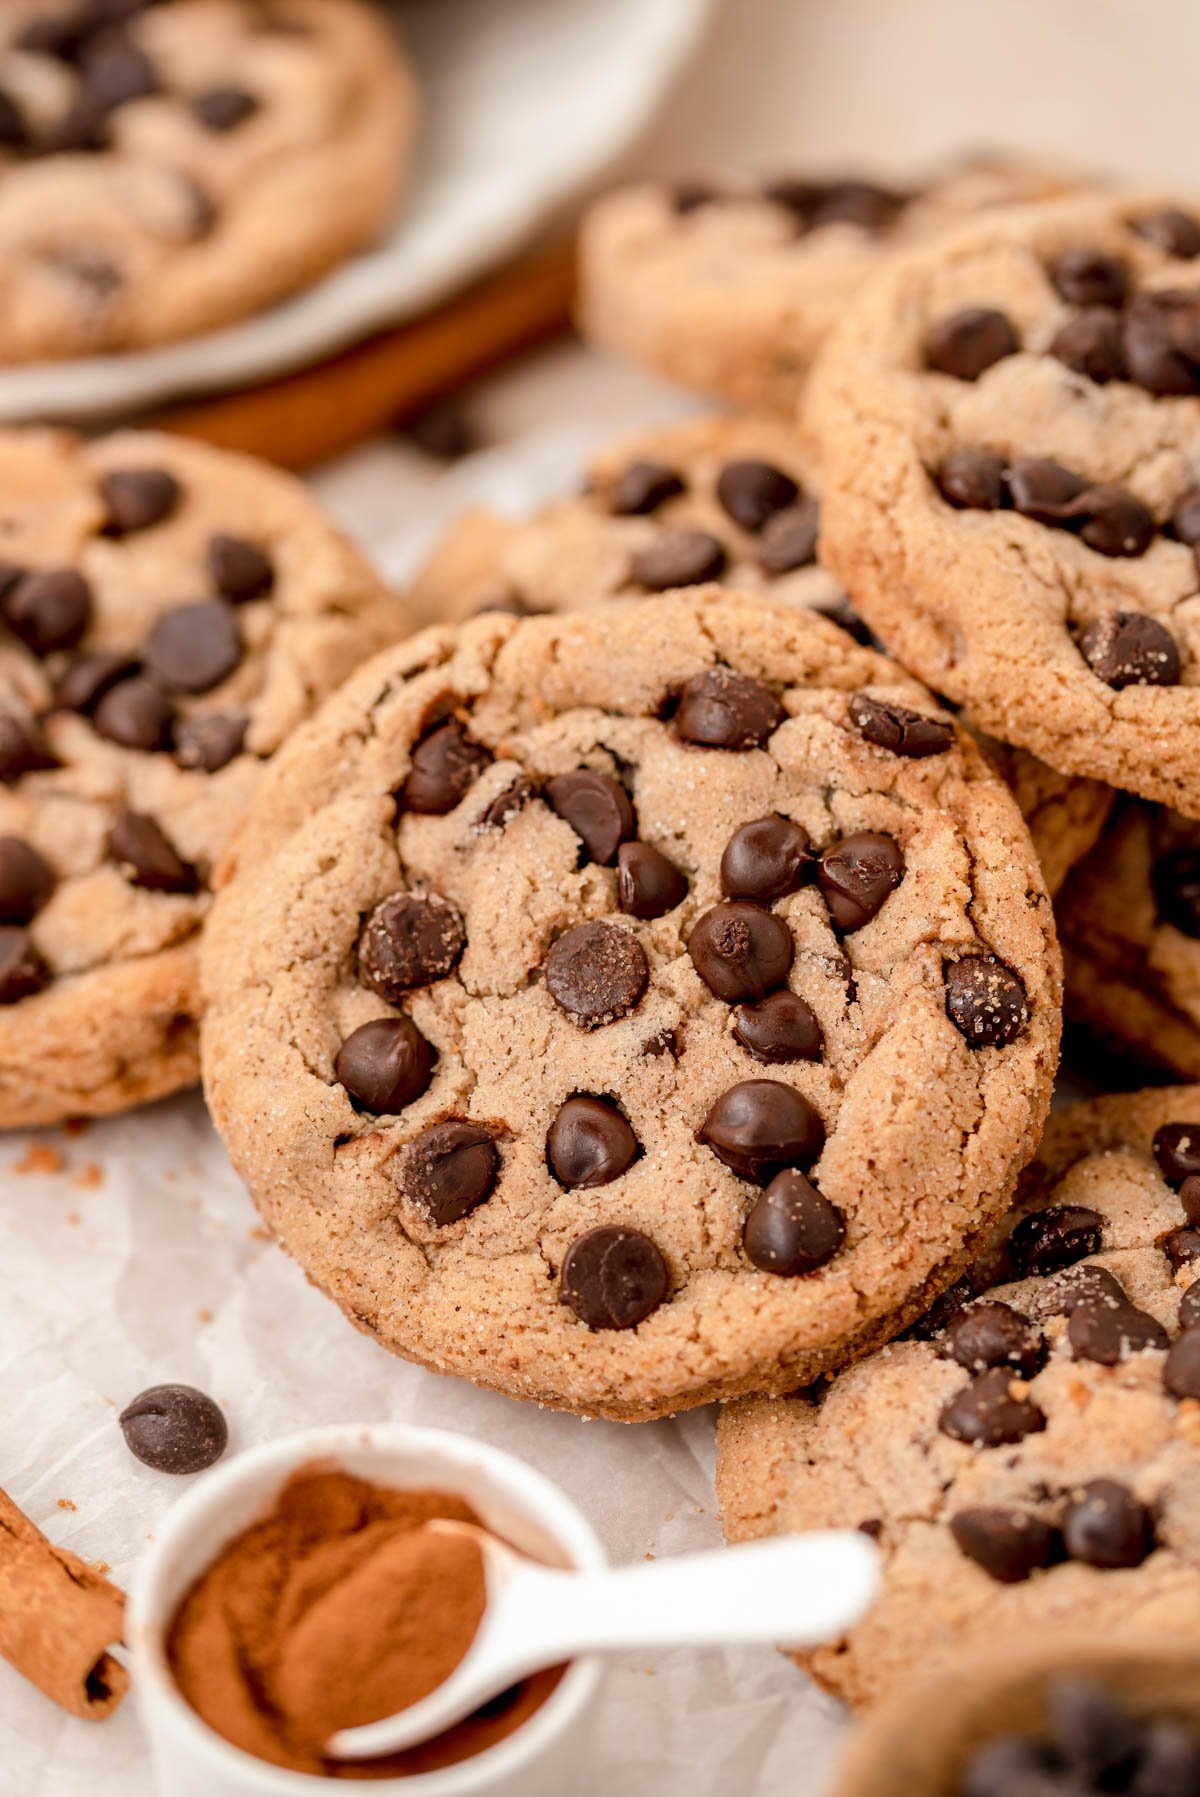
[127,1424,606,1797]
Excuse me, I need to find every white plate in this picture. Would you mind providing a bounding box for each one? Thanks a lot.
[0,0,712,425]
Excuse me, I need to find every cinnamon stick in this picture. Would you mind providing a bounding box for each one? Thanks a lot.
[0,1486,127,1719]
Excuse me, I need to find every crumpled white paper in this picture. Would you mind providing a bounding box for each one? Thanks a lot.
[2,421,851,1797]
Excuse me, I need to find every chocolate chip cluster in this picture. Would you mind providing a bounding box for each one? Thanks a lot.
[336,678,1033,1335]
[956,1676,1200,1797]
[670,175,908,235]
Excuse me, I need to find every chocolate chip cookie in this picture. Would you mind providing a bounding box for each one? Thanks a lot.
[0,425,394,1126]
[578,158,1077,413]
[201,591,1060,1420]
[717,1086,1200,1707]
[0,0,415,361]
[813,190,1200,817]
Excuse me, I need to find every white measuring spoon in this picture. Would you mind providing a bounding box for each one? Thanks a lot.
[328,1522,879,1760]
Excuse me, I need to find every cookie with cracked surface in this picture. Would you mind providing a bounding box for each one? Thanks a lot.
[578,158,1079,414]
[0,0,415,361]
[812,189,1200,817]
[201,589,1060,1420]
[717,1086,1200,1708]
[0,425,397,1126]
[406,413,1112,897]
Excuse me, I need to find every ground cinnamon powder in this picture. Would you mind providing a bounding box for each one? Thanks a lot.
[167,1467,564,1779]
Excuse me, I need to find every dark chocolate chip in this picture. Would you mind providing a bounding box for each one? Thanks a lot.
[960,1736,1065,1797]
[698,1078,825,1183]
[54,652,136,714]
[675,669,782,749]
[817,831,903,932]
[3,569,91,655]
[1129,1717,1200,1794]
[1062,1478,1153,1569]
[402,399,475,461]
[0,838,54,924]
[1050,306,1126,383]
[402,720,490,815]
[108,809,197,893]
[0,714,56,782]
[207,533,275,604]
[1164,1326,1200,1399]
[477,776,537,830]
[100,467,180,536]
[715,460,799,533]
[720,815,811,904]
[0,927,47,1003]
[940,1300,1044,1377]
[938,1367,1046,1447]
[93,675,174,751]
[546,1095,638,1188]
[811,180,905,230]
[609,461,685,516]
[335,1017,435,1114]
[925,307,1018,379]
[1163,1225,1200,1269]
[359,894,465,1001]
[1074,487,1156,557]
[1048,249,1128,308]
[1122,289,1200,395]
[1181,1285,1200,1330]
[671,181,719,214]
[907,1278,978,1343]
[119,1384,227,1474]
[1005,455,1088,522]
[1154,848,1200,938]
[1010,1206,1104,1276]
[944,955,1029,1049]
[688,900,794,1002]
[0,88,29,150]
[1049,1678,1143,1782]
[743,1169,843,1274]
[1040,1262,1127,1316]
[630,529,726,590]
[144,600,241,694]
[949,1507,1058,1584]
[824,596,878,648]
[560,1225,668,1330]
[544,769,635,866]
[732,990,823,1064]
[936,447,1008,511]
[757,498,820,574]
[544,921,648,1026]
[1153,1121,1200,1186]
[1069,1298,1169,1364]
[173,712,246,773]
[617,841,688,919]
[849,692,954,758]
[1079,611,1180,688]
[1173,489,1200,545]
[1133,208,1200,259]
[402,1120,499,1225]
[191,85,259,132]
[1181,1175,1200,1223]
[80,31,158,112]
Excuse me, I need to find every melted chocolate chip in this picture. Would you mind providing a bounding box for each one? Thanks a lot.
[144,599,242,695]
[938,1367,1046,1447]
[1076,488,1156,557]
[817,832,903,933]
[1181,1176,1200,1224]
[1181,1285,1200,1330]
[4,569,90,655]
[546,1096,638,1188]
[1079,611,1180,688]
[940,1301,1044,1377]
[674,669,782,749]
[698,1078,824,1183]
[936,447,1008,511]
[1154,848,1200,937]
[191,84,259,132]
[560,1225,668,1330]
[544,921,648,1026]
[1040,1262,1127,1316]
[1164,1327,1200,1398]
[1010,1205,1104,1276]
[757,498,820,574]
[1069,1298,1169,1364]
[402,721,490,815]
[0,715,56,783]
[688,900,794,1003]
[630,529,727,590]
[1163,1226,1200,1269]
[0,927,47,1003]
[109,809,197,893]
[732,990,823,1064]
[1050,306,1126,383]
[100,467,180,535]
[1049,249,1128,308]
[93,675,174,751]
[949,1507,1058,1584]
[401,1120,499,1225]
[335,1017,435,1115]
[208,534,275,603]
[849,692,954,758]
[55,652,135,714]
[925,308,1018,379]
[1062,1479,1152,1569]
[359,894,465,1001]
[609,461,685,516]
[720,816,811,905]
[617,841,688,919]
[1122,289,1200,395]
[743,1169,843,1275]
[944,955,1029,1049]
[119,1385,227,1475]
[1006,456,1088,522]
[477,776,537,831]
[1153,1121,1200,1186]
[173,712,246,773]
[544,769,634,866]
[1132,208,1200,259]
[715,460,799,533]
[0,838,54,924]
